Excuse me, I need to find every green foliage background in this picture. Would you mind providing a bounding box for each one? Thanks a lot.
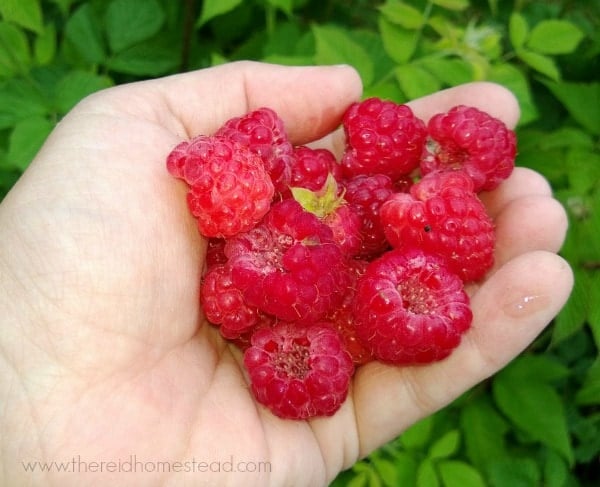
[1,0,598,485]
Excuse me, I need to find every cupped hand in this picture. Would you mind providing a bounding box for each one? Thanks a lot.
[0,61,573,487]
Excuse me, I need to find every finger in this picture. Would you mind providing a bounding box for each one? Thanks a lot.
[407,81,521,128]
[492,195,568,267]
[88,61,363,146]
[480,167,553,218]
[352,251,573,456]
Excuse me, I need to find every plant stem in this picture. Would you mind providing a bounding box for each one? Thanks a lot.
[180,0,195,72]
[266,4,276,37]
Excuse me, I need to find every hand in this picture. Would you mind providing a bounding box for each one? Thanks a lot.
[0,61,573,486]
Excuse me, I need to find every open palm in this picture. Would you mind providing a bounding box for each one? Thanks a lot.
[0,62,573,487]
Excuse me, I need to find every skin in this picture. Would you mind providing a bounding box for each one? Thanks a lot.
[0,61,573,487]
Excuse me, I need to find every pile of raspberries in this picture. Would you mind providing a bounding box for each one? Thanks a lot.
[166,97,517,420]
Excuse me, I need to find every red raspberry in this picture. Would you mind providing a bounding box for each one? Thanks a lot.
[200,264,261,339]
[244,322,354,419]
[421,105,517,192]
[205,238,227,268]
[380,171,494,282]
[354,248,472,364]
[323,204,362,257]
[291,175,362,257]
[341,98,427,181]
[225,199,346,323]
[290,146,342,192]
[166,135,274,238]
[343,174,395,258]
[325,259,374,365]
[216,107,295,195]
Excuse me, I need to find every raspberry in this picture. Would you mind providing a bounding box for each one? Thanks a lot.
[354,248,472,364]
[380,171,495,282]
[421,105,516,192]
[200,264,261,339]
[291,175,362,257]
[322,204,362,257]
[166,135,274,238]
[341,98,427,181]
[343,174,395,258]
[325,259,374,365]
[290,146,342,192]
[216,107,295,195]
[244,322,354,419]
[225,199,346,323]
[205,238,227,268]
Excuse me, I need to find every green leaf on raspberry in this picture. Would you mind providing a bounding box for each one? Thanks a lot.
[291,173,345,219]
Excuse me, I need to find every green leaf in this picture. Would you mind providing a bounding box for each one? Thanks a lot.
[378,1,425,29]
[5,116,53,171]
[552,266,590,345]
[438,460,486,487]
[416,459,439,487]
[291,174,342,218]
[312,24,374,87]
[527,20,584,55]
[417,57,473,86]
[266,0,293,16]
[487,0,498,16]
[565,193,600,267]
[487,457,541,487]
[106,41,179,76]
[34,22,56,65]
[53,70,113,114]
[387,451,418,486]
[488,63,537,126]
[48,0,78,16]
[363,79,405,102]
[566,148,600,194]
[0,78,47,129]
[588,273,600,350]
[499,354,570,384]
[0,21,30,77]
[538,127,594,151]
[430,0,469,11]
[460,396,509,470]
[64,3,106,64]
[395,64,441,100]
[105,0,165,53]
[345,471,369,487]
[576,358,600,406]
[262,21,304,57]
[493,372,574,465]
[401,415,434,450]
[353,30,396,83]
[378,16,418,64]
[516,48,560,81]
[508,12,528,50]
[197,0,243,27]
[428,430,460,460]
[543,449,569,487]
[0,0,43,34]
[370,457,399,486]
[540,80,600,135]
